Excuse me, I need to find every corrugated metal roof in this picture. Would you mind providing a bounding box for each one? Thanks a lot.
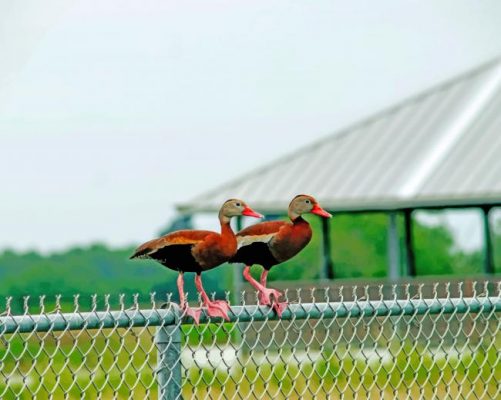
[177,58,501,214]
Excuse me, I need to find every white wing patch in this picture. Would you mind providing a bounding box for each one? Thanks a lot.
[237,234,275,249]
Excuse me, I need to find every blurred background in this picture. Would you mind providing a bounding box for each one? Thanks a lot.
[2,1,501,308]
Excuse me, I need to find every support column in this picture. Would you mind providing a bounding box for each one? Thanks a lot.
[321,217,335,280]
[387,212,400,280]
[156,324,182,399]
[403,209,416,277]
[481,206,494,274]
[233,216,244,303]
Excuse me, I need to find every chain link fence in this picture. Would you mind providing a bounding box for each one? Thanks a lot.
[0,280,500,399]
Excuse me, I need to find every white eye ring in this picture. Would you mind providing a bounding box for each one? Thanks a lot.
[236,202,241,207]
[305,200,310,204]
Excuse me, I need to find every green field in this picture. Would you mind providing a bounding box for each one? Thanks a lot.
[1,315,499,399]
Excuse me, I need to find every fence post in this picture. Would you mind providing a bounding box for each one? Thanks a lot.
[156,319,182,399]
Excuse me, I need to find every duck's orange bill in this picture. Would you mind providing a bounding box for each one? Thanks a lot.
[242,206,264,218]
[311,204,332,218]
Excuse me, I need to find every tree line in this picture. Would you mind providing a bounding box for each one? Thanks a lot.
[0,213,496,312]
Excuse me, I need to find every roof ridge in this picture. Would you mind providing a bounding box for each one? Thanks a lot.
[398,60,501,198]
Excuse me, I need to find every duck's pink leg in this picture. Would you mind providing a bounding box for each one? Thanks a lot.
[259,270,288,317]
[243,266,287,317]
[177,273,201,324]
[195,274,230,321]
[243,266,282,303]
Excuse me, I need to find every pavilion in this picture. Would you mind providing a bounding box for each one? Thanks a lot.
[176,58,501,280]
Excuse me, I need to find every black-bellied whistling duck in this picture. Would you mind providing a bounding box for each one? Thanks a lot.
[230,194,331,317]
[130,199,263,324]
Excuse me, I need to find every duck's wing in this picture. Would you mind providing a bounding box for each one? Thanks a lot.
[235,221,289,249]
[130,230,214,259]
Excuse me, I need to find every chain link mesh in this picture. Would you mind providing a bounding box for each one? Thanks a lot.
[0,280,499,399]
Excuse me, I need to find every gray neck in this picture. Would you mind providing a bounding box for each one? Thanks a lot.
[219,211,231,226]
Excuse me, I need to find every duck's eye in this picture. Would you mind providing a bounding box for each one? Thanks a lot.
[236,202,241,207]
[305,199,310,204]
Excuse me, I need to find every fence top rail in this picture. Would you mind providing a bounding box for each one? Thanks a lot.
[1,295,499,335]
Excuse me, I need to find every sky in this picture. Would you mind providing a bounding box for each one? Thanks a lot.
[1,1,501,252]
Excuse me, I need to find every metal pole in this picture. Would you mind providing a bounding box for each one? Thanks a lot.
[321,217,335,280]
[403,209,416,277]
[1,298,499,335]
[387,212,400,280]
[482,206,495,274]
[232,215,248,356]
[156,324,182,400]
[233,216,244,303]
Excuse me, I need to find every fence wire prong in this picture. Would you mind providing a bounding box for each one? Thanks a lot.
[39,295,46,314]
[73,294,80,313]
[23,296,30,315]
[119,293,125,311]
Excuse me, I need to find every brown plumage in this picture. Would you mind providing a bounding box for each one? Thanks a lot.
[231,218,313,269]
[130,226,237,273]
[230,194,331,316]
[130,199,263,324]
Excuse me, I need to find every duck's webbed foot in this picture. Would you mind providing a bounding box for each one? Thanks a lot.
[257,287,283,306]
[203,300,230,321]
[195,273,231,322]
[181,304,202,325]
[258,287,287,317]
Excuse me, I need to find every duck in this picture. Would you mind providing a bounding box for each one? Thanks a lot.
[130,199,263,324]
[230,194,331,317]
